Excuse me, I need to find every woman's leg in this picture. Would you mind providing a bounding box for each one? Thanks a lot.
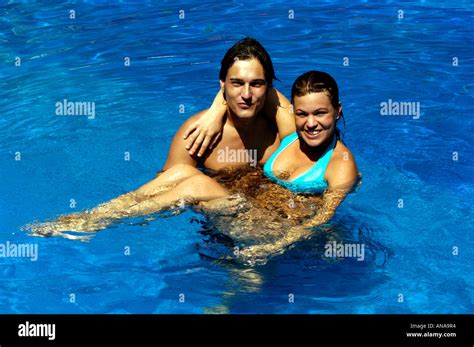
[28,165,206,235]
[92,164,204,215]
[123,174,230,216]
[135,164,205,197]
[31,169,229,234]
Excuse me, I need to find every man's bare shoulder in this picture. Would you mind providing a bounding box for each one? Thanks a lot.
[182,109,208,126]
[162,110,210,170]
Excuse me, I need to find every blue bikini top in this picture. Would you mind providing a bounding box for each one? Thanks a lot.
[263,132,337,193]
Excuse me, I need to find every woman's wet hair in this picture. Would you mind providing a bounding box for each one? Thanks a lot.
[291,70,345,137]
[219,37,277,87]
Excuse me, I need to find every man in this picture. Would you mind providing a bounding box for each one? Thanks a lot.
[39,37,294,232]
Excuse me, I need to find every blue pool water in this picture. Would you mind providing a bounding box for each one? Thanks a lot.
[0,1,473,314]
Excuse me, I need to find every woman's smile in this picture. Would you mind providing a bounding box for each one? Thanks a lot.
[303,128,323,138]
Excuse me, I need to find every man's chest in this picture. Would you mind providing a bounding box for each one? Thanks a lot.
[203,130,279,170]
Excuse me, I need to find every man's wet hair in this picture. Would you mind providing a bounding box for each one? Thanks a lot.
[219,37,277,87]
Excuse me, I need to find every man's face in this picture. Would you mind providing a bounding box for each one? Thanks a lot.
[220,58,268,120]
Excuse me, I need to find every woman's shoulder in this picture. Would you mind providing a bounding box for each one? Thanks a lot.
[281,131,299,143]
[333,140,354,160]
[325,140,358,187]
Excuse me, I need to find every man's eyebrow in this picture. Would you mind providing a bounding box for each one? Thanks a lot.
[229,78,266,83]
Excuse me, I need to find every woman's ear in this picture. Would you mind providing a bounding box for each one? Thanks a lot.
[337,103,342,119]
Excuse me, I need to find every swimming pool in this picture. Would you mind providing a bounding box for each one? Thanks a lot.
[1,0,473,314]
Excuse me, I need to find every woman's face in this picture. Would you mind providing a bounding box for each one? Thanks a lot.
[293,92,341,148]
[220,58,268,120]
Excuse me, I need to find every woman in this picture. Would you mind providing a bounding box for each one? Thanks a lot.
[27,71,358,264]
[235,70,358,261]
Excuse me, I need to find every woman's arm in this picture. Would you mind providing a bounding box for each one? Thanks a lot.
[183,88,296,157]
[237,187,350,264]
[183,90,227,157]
[300,152,359,229]
[263,87,295,139]
[238,154,359,264]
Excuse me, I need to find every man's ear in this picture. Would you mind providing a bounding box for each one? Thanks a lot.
[220,80,226,101]
[289,104,294,114]
[265,82,272,94]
